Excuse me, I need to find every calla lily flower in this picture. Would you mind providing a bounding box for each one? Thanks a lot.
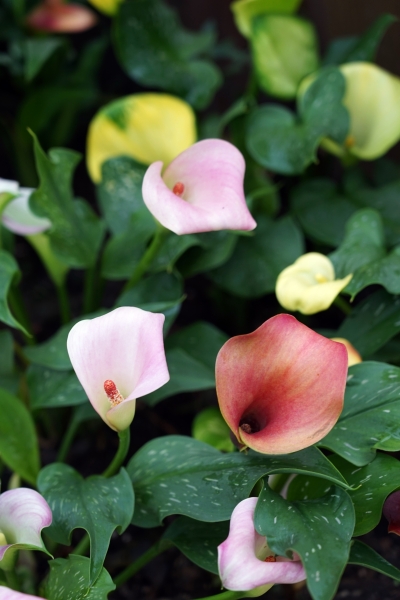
[275,253,352,315]
[383,490,400,536]
[0,489,52,572]
[87,94,196,183]
[216,313,348,454]
[0,588,44,600]
[142,139,257,235]
[0,179,51,236]
[67,307,169,431]
[87,0,122,16]
[26,0,97,33]
[331,338,362,367]
[231,0,302,38]
[218,497,306,593]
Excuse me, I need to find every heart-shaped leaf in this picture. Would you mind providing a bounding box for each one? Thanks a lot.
[345,245,400,299]
[37,465,134,584]
[45,555,115,600]
[127,435,349,527]
[27,365,86,410]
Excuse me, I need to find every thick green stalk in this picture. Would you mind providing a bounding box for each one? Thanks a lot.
[333,295,352,316]
[57,417,81,463]
[123,225,168,292]
[114,540,171,587]
[102,428,131,478]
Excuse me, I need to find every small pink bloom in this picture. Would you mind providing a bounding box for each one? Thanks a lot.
[0,588,44,600]
[142,139,257,235]
[216,314,348,454]
[383,491,400,536]
[0,489,52,571]
[218,497,306,592]
[26,0,97,33]
[67,307,169,431]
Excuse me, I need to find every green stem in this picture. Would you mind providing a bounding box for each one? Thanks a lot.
[102,428,131,478]
[334,295,352,316]
[195,592,249,600]
[73,534,91,557]
[57,416,81,462]
[123,226,168,292]
[114,540,171,587]
[56,282,71,325]
[268,473,290,494]
[5,569,20,591]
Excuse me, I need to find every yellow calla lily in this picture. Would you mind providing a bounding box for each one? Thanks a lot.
[275,252,352,314]
[231,0,302,38]
[87,0,122,16]
[87,93,197,183]
[331,337,362,367]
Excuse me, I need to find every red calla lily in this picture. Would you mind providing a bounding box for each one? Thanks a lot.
[383,491,400,536]
[216,314,348,454]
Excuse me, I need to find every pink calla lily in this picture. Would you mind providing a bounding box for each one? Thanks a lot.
[26,0,97,32]
[142,139,257,235]
[0,588,44,600]
[218,497,306,593]
[67,307,169,431]
[383,490,400,536]
[0,489,52,571]
[216,314,348,454]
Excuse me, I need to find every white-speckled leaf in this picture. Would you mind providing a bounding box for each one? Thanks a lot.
[45,555,115,600]
[27,365,86,409]
[127,435,349,527]
[37,465,134,584]
[254,483,355,600]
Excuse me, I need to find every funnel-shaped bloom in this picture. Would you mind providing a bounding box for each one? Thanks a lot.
[218,497,305,593]
[383,491,400,536]
[275,253,352,315]
[0,589,44,600]
[0,180,50,236]
[67,307,169,431]
[26,0,97,32]
[87,94,196,183]
[216,314,348,454]
[0,489,52,571]
[331,338,362,367]
[142,139,257,235]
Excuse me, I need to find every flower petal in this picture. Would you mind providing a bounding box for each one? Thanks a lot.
[275,253,352,314]
[383,490,400,536]
[26,2,97,32]
[218,497,305,591]
[67,307,169,431]
[0,179,19,194]
[216,314,348,454]
[0,489,52,562]
[87,93,196,183]
[331,338,362,367]
[2,191,51,236]
[0,588,44,600]
[231,0,302,38]
[142,139,257,235]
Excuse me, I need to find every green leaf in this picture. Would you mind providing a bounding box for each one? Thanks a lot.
[251,15,319,99]
[0,387,40,485]
[246,68,349,175]
[336,289,400,358]
[97,156,148,235]
[208,215,304,297]
[149,233,200,272]
[329,209,385,278]
[163,517,229,574]
[143,322,228,405]
[192,407,235,452]
[290,179,356,246]
[254,484,355,600]
[101,210,156,280]
[349,540,400,582]
[24,38,65,82]
[27,365,86,410]
[0,250,28,334]
[320,361,400,466]
[37,466,134,584]
[342,14,397,63]
[113,0,222,109]
[127,435,349,527]
[30,132,105,268]
[45,555,115,600]
[351,181,400,247]
[0,330,18,393]
[24,310,106,370]
[345,246,400,299]
[179,231,238,277]
[287,452,400,536]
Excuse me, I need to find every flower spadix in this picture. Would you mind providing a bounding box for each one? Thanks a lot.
[218,497,305,593]
[67,307,169,431]
[0,589,44,600]
[275,253,352,315]
[26,0,97,32]
[0,489,52,571]
[142,139,257,235]
[216,314,348,454]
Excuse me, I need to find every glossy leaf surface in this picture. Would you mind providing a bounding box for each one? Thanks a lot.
[45,555,115,599]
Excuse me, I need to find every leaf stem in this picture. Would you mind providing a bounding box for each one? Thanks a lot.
[102,428,131,478]
[9,286,34,344]
[5,569,20,591]
[123,225,168,292]
[57,416,81,462]
[333,295,352,316]
[114,540,171,587]
[56,282,71,325]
